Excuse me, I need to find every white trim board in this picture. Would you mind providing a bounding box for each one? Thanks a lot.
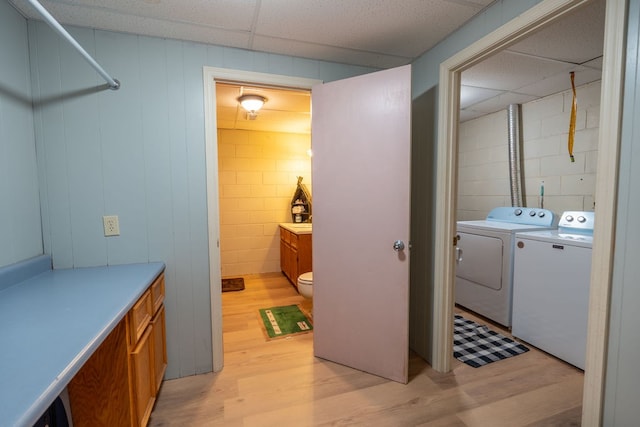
[202,67,321,372]
[433,1,624,426]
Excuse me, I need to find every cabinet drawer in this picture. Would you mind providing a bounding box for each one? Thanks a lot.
[290,233,298,249]
[129,290,152,347]
[281,228,291,244]
[151,274,165,314]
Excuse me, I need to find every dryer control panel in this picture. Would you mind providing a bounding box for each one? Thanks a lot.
[558,211,595,234]
[486,207,556,227]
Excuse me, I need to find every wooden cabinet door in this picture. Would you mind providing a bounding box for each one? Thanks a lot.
[289,247,298,284]
[298,234,312,275]
[151,305,168,394]
[68,320,132,427]
[280,237,289,277]
[130,327,155,427]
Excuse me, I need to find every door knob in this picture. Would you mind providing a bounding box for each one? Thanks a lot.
[393,240,405,251]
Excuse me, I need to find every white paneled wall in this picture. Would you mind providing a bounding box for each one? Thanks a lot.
[218,129,311,277]
[458,80,601,220]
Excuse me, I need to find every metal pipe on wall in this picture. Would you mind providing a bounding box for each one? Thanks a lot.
[507,104,524,207]
[26,0,120,90]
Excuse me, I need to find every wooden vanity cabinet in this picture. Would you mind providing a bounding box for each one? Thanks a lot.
[68,272,167,427]
[280,227,312,287]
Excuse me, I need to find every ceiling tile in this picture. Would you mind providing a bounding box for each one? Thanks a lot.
[466,92,538,114]
[251,35,411,69]
[462,51,575,91]
[460,86,504,109]
[506,0,605,64]
[14,0,258,30]
[254,0,488,58]
[515,66,602,97]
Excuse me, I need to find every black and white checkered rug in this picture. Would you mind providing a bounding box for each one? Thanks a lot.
[453,315,529,368]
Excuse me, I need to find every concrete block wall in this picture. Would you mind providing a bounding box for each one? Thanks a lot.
[458,80,600,220]
[218,129,311,277]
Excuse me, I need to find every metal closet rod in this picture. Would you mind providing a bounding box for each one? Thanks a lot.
[27,0,120,90]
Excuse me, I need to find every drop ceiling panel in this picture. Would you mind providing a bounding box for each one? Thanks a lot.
[465,92,538,114]
[506,0,605,64]
[460,86,504,109]
[13,0,258,30]
[251,35,410,69]
[254,0,491,57]
[515,65,602,97]
[13,0,253,48]
[462,51,575,92]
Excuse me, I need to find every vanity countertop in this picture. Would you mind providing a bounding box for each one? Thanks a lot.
[0,256,165,427]
[279,223,312,235]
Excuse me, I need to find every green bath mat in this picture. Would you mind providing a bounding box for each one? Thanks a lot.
[258,304,313,340]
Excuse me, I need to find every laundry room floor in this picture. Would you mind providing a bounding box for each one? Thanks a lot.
[149,273,583,426]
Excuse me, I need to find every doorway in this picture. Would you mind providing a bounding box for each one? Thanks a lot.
[434,0,625,424]
[203,68,321,371]
[214,82,312,278]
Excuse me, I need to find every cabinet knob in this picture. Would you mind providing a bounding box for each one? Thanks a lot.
[393,240,405,251]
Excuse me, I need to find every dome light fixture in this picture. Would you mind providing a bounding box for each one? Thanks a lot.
[237,94,267,113]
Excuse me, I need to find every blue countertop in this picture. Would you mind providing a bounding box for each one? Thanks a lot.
[0,257,165,427]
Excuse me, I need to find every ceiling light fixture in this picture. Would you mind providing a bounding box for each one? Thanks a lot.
[237,94,267,113]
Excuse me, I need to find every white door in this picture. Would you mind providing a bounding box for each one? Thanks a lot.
[312,65,411,383]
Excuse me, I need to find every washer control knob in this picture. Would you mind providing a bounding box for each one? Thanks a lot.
[529,211,536,216]
[565,215,574,222]
[538,211,545,218]
[578,216,586,223]
[514,209,522,216]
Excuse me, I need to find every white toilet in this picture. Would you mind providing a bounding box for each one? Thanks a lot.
[297,272,313,299]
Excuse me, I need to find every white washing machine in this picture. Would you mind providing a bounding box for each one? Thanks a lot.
[512,211,594,369]
[455,207,557,327]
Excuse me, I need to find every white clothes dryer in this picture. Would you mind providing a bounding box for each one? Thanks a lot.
[455,207,557,327]
[512,211,594,369]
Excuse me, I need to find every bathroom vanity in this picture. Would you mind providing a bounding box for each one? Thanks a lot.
[279,223,312,288]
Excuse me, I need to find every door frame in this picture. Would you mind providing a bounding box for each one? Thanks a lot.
[433,0,625,425]
[202,67,321,371]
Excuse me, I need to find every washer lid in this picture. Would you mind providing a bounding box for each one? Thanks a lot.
[457,220,556,233]
[515,229,593,248]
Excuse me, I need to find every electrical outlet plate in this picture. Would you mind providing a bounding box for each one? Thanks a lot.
[103,215,120,236]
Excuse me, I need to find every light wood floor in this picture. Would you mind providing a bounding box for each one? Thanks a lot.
[149,273,583,426]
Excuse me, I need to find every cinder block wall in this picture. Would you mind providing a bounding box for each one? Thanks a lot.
[458,80,601,220]
[217,129,311,277]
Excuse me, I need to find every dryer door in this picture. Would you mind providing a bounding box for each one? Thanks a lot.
[456,231,503,290]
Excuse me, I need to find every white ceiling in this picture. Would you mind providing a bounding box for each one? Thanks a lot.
[9,0,494,69]
[460,0,605,121]
[9,0,605,130]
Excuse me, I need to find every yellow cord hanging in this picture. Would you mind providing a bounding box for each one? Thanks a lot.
[568,71,577,162]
